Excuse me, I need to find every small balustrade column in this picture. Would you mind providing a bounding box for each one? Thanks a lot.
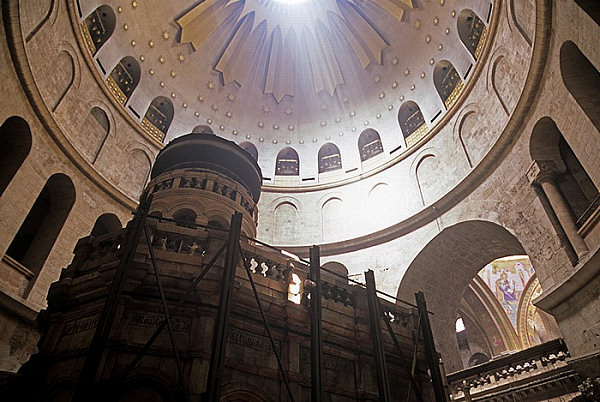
[527,160,589,259]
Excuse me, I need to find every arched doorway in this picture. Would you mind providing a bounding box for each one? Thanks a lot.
[397,220,527,372]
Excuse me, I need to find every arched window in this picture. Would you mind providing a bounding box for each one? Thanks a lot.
[239,142,258,161]
[457,9,487,60]
[574,0,600,26]
[0,117,32,197]
[107,56,141,105]
[83,5,116,56]
[358,129,383,162]
[398,101,428,147]
[560,41,600,134]
[318,143,342,173]
[142,96,174,142]
[275,147,299,176]
[5,174,75,278]
[173,208,197,228]
[90,213,122,237]
[434,60,463,109]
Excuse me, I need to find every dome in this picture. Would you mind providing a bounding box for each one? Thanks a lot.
[150,132,263,202]
[75,0,495,188]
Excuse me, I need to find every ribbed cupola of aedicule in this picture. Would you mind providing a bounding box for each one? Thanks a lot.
[143,129,262,238]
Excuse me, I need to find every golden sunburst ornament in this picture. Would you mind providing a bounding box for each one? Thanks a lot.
[177,0,414,102]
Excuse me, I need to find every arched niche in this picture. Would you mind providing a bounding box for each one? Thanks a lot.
[274,201,298,243]
[80,106,110,163]
[398,220,527,372]
[321,197,344,242]
[0,117,32,197]
[530,117,599,226]
[398,101,427,147]
[51,50,75,112]
[275,147,299,176]
[574,0,600,26]
[83,5,116,56]
[5,173,76,281]
[457,9,487,60]
[318,143,342,173]
[560,41,600,134]
[90,213,122,237]
[434,60,463,109]
[142,96,174,142]
[108,56,141,105]
[239,141,258,161]
[358,128,383,162]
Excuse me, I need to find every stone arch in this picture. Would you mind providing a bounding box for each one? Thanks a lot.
[454,108,476,168]
[529,117,598,226]
[490,53,517,115]
[398,101,427,147]
[275,147,299,176]
[172,208,198,228]
[413,150,448,206]
[82,5,117,55]
[321,197,344,242]
[433,60,463,109]
[77,106,111,163]
[120,148,152,200]
[560,41,600,134]
[273,200,299,244]
[142,96,174,142]
[51,49,76,112]
[238,141,258,161]
[90,213,122,237]
[508,0,533,46]
[398,220,526,372]
[358,128,383,162]
[368,182,392,231]
[457,9,487,60]
[108,56,141,105]
[453,104,491,168]
[25,0,58,42]
[5,173,76,285]
[0,117,32,197]
[318,143,342,173]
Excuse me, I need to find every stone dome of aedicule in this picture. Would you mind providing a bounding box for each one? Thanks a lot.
[27,0,534,249]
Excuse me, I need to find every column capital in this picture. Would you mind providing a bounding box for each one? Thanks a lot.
[527,160,559,186]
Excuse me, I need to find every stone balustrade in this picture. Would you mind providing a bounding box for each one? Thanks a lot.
[447,339,581,401]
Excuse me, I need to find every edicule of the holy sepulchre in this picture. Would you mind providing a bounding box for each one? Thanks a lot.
[1,0,600,400]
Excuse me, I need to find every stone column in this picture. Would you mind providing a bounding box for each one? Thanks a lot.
[527,160,589,259]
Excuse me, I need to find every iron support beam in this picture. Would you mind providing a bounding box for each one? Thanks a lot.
[415,291,447,402]
[381,314,424,402]
[365,270,391,402]
[143,225,187,399]
[73,195,151,401]
[204,212,242,401]
[240,248,295,401]
[120,242,227,379]
[310,246,324,402]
